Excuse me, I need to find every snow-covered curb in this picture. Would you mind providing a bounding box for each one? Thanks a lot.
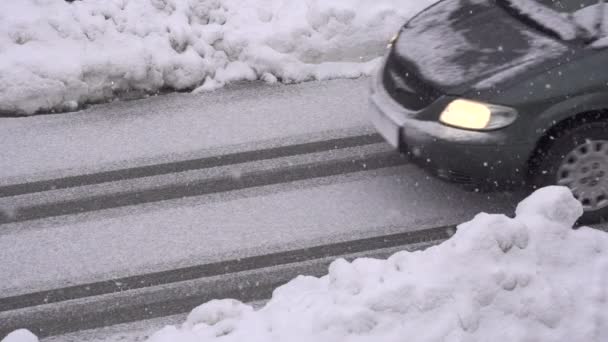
[0,0,434,115]
[5,186,608,342]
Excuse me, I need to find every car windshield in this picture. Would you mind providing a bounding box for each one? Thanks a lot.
[498,0,603,42]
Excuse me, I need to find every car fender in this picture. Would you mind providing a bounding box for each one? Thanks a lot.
[533,90,608,139]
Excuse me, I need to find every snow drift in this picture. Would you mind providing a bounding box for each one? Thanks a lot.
[5,186,608,342]
[152,187,608,341]
[0,0,434,115]
[142,187,608,342]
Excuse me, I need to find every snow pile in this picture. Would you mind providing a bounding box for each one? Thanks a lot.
[144,186,607,342]
[1,330,37,342]
[0,0,433,115]
[4,186,607,342]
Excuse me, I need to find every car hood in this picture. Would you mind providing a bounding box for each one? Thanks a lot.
[392,0,570,95]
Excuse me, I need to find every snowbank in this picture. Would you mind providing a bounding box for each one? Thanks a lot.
[1,330,37,342]
[146,187,607,342]
[5,186,607,342]
[0,0,433,115]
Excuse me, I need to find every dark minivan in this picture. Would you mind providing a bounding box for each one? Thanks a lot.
[370,0,608,221]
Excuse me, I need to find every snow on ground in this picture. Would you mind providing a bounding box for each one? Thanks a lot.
[0,79,373,180]
[0,0,434,115]
[138,187,608,341]
[4,186,608,342]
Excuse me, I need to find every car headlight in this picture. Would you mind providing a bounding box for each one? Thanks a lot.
[439,99,517,131]
[387,32,400,49]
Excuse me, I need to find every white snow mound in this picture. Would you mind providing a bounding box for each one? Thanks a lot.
[5,187,606,342]
[1,330,38,342]
[144,186,607,342]
[0,0,434,115]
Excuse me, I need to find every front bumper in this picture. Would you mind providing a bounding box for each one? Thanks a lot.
[369,67,531,188]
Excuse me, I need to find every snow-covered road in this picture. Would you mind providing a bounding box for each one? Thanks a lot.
[4,1,608,340]
[0,79,520,337]
[0,163,517,295]
[0,78,375,181]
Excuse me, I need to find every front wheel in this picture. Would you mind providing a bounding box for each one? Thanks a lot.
[530,121,608,223]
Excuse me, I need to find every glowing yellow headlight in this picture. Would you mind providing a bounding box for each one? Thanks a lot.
[387,33,399,49]
[439,99,492,130]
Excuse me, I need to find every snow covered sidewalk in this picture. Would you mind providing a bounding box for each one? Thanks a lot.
[5,186,608,342]
[0,0,433,115]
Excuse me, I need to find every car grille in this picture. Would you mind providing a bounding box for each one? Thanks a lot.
[382,52,440,111]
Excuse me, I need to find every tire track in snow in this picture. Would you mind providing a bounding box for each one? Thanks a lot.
[0,149,407,225]
[0,225,452,312]
[0,133,384,197]
[0,224,454,338]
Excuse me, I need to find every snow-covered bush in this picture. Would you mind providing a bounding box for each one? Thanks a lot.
[0,0,433,115]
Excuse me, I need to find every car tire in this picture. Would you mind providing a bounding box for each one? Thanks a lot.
[530,120,608,224]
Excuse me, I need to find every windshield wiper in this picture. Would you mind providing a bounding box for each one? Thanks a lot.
[496,0,601,43]
[591,0,605,42]
[495,0,567,41]
[568,12,597,44]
